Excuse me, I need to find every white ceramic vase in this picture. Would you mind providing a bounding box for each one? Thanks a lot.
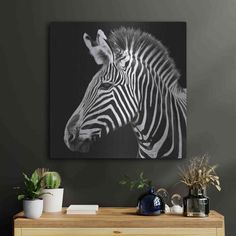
[42,188,64,212]
[23,199,43,219]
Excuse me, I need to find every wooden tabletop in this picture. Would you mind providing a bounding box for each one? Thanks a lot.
[14,207,224,228]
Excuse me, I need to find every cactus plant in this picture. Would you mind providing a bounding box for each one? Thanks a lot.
[44,171,61,189]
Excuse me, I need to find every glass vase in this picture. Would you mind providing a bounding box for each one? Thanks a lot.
[183,187,209,217]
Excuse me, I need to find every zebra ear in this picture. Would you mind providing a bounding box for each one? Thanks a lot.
[96,29,107,44]
[83,30,113,65]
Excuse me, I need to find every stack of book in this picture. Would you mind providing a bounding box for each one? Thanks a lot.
[66,205,99,214]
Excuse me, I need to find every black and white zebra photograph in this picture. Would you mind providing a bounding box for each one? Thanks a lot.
[50,22,186,159]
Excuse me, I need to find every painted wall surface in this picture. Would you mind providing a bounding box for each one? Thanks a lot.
[0,0,235,235]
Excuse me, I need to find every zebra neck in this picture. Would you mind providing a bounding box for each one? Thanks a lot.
[131,82,186,159]
[124,44,186,159]
[132,125,163,159]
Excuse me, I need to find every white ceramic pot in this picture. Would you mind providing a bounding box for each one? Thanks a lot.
[23,199,43,219]
[42,188,64,212]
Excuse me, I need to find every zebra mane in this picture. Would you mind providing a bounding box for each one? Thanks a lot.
[108,27,184,91]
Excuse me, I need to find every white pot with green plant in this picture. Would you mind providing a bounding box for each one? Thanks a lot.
[41,171,64,212]
[16,170,48,219]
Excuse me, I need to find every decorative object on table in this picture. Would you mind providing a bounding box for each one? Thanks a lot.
[179,154,221,217]
[50,22,186,160]
[120,172,165,215]
[165,203,171,213]
[170,193,183,214]
[156,188,170,213]
[15,170,48,219]
[137,187,164,215]
[39,170,64,212]
[66,205,99,215]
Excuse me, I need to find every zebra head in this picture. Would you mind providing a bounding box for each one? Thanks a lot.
[64,29,138,152]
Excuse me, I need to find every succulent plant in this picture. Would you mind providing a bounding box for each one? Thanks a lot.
[44,171,61,189]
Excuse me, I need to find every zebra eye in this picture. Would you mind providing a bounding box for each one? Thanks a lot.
[99,82,113,90]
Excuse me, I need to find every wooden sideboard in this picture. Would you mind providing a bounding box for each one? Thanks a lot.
[14,207,225,236]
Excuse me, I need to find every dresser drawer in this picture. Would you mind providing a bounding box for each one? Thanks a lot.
[14,208,225,236]
[18,227,217,236]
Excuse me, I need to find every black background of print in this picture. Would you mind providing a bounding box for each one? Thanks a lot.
[50,22,186,159]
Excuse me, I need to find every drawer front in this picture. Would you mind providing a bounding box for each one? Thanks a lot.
[20,228,217,236]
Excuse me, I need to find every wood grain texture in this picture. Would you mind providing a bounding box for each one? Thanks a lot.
[21,228,217,236]
[14,207,224,229]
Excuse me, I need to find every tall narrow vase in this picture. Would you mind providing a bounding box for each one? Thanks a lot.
[183,188,209,217]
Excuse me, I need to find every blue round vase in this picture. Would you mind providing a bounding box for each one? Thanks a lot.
[137,187,165,216]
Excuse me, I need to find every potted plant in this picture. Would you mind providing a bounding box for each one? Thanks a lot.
[40,170,64,212]
[179,154,221,217]
[120,172,165,215]
[16,170,47,219]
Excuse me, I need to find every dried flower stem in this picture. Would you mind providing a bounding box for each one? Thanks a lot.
[179,154,221,191]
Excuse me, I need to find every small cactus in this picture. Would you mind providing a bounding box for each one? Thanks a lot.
[44,171,61,189]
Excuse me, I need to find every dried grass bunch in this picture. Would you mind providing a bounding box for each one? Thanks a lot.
[179,154,221,191]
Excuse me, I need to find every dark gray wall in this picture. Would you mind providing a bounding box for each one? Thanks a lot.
[0,0,235,235]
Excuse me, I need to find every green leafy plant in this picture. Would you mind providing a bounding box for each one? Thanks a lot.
[119,172,152,190]
[44,171,61,189]
[16,170,47,201]
[179,154,221,191]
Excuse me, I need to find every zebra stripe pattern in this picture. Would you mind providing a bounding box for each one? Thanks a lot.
[64,27,186,159]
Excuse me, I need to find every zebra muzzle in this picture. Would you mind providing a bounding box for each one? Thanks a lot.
[77,139,91,153]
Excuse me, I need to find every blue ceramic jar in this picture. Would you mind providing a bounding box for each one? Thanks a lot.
[137,187,165,215]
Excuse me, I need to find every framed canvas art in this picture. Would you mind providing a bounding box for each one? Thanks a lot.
[50,22,186,159]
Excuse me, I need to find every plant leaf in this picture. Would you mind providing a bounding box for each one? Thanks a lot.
[137,184,144,189]
[17,194,25,201]
[22,173,30,181]
[215,185,221,191]
[139,172,144,179]
[119,180,127,185]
